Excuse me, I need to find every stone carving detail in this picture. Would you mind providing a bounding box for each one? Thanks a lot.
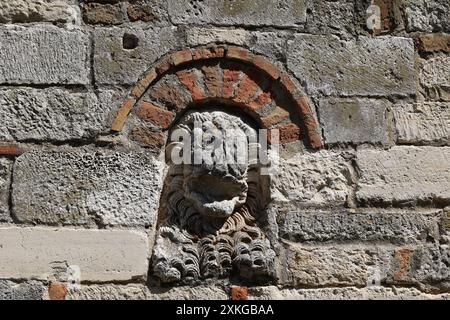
[152,109,275,284]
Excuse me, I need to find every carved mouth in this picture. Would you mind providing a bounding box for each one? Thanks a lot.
[184,175,248,218]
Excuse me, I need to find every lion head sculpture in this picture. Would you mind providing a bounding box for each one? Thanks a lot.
[151,109,275,285]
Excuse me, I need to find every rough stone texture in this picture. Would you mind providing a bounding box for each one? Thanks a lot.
[0,158,12,222]
[0,88,116,142]
[356,146,450,206]
[0,280,45,300]
[167,0,307,27]
[287,35,415,96]
[305,0,371,38]
[383,245,450,292]
[249,31,288,60]
[12,149,164,227]
[280,242,391,287]
[403,0,450,32]
[93,26,179,85]
[394,102,449,145]
[0,226,149,282]
[277,209,442,244]
[0,26,89,85]
[419,56,450,101]
[0,0,79,24]
[186,27,250,46]
[319,98,391,145]
[67,284,228,300]
[83,2,125,25]
[271,151,355,207]
[249,286,450,300]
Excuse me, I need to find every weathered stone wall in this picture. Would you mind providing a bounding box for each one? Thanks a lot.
[0,0,449,300]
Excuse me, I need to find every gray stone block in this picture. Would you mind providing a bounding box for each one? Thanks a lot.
[280,243,391,287]
[0,26,89,85]
[419,56,450,101]
[356,146,450,206]
[271,150,355,207]
[93,26,179,85]
[0,0,79,24]
[67,284,228,300]
[318,98,391,145]
[249,285,450,300]
[167,0,307,27]
[0,226,149,282]
[12,148,164,227]
[277,209,442,244]
[287,35,415,96]
[0,158,12,222]
[0,88,117,142]
[305,0,370,38]
[0,280,45,300]
[394,102,449,145]
[403,0,450,32]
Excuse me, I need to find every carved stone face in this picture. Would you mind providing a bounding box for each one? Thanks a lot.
[166,110,257,219]
[154,109,275,284]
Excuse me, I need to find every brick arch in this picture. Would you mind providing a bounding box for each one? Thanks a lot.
[111,45,323,149]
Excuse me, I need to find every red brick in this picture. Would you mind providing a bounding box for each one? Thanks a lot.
[171,50,193,66]
[253,55,280,79]
[231,286,248,300]
[130,126,166,149]
[416,34,450,54]
[261,106,290,128]
[0,144,22,157]
[222,68,242,99]
[235,75,260,104]
[111,98,136,132]
[149,83,189,111]
[127,3,156,22]
[136,101,174,129]
[248,91,272,111]
[48,283,67,300]
[394,249,411,281]
[131,68,158,98]
[280,73,303,99]
[176,70,206,102]
[192,46,226,60]
[155,56,172,75]
[227,47,253,62]
[202,64,222,97]
[274,123,302,144]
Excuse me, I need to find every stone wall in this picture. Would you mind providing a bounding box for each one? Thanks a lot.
[0,0,449,300]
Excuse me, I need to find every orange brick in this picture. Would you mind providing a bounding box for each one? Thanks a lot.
[261,106,290,128]
[231,286,248,300]
[192,46,226,60]
[253,55,280,79]
[248,91,272,111]
[150,83,189,111]
[131,68,157,98]
[275,123,302,144]
[136,101,174,129]
[227,46,253,62]
[0,144,22,156]
[417,34,450,54]
[48,283,67,301]
[394,249,411,281]
[176,70,206,102]
[111,98,136,132]
[155,56,172,75]
[235,75,259,104]
[130,126,166,149]
[171,50,193,66]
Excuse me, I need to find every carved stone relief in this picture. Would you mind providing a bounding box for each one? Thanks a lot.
[152,109,275,285]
